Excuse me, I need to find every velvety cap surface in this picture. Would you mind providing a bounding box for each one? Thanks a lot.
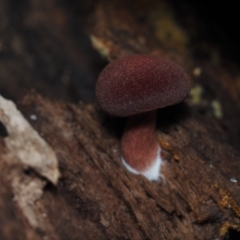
[96,55,191,117]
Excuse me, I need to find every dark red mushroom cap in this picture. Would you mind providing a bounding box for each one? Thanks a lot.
[96,55,191,117]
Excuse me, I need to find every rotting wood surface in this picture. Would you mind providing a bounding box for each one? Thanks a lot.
[1,0,240,239]
[1,90,239,239]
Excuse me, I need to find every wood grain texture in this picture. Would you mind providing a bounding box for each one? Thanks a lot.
[1,0,240,239]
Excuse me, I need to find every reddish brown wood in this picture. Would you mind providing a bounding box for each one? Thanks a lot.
[1,0,240,239]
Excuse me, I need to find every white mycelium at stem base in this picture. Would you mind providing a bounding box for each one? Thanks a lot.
[121,110,163,181]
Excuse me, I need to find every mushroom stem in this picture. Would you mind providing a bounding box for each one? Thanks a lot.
[121,110,163,181]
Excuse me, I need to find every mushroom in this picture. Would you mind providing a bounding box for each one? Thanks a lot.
[96,55,191,181]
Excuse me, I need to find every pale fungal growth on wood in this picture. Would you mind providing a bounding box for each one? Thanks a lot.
[0,95,60,228]
[230,178,237,183]
[0,95,60,185]
[211,100,223,119]
[96,55,191,181]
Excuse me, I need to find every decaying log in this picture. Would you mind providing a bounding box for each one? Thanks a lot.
[1,89,240,239]
[1,0,240,239]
